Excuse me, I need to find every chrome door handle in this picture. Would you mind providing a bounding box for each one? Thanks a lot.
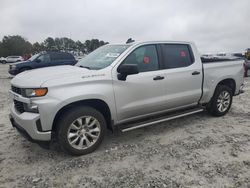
[192,71,200,75]
[153,76,165,80]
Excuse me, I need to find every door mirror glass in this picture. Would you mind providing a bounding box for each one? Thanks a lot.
[117,64,139,81]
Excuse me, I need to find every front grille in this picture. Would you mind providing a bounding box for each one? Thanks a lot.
[14,100,25,113]
[11,85,22,95]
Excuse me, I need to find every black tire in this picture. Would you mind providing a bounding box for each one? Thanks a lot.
[56,106,106,155]
[206,85,233,117]
[2,61,6,64]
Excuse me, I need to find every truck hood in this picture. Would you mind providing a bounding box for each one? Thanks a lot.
[12,60,30,65]
[11,65,93,88]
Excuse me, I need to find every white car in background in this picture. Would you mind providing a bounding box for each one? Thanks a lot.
[0,57,6,64]
[5,56,23,63]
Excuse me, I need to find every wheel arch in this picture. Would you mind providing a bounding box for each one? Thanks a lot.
[216,78,236,95]
[52,99,113,134]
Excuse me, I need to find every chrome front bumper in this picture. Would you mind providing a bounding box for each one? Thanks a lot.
[9,93,51,141]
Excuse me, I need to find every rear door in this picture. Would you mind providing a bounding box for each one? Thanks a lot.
[160,43,203,109]
[50,52,63,66]
[63,53,76,65]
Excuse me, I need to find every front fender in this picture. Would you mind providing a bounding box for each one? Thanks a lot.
[38,81,117,131]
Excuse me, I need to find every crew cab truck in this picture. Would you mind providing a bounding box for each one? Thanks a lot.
[9,41,245,155]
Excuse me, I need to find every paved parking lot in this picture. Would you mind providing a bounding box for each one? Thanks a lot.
[0,64,250,187]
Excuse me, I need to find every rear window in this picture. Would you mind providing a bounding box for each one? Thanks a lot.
[62,53,74,60]
[161,44,194,69]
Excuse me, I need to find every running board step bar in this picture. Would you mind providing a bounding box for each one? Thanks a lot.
[120,108,204,132]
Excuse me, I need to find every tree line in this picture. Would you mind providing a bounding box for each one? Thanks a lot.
[0,35,108,57]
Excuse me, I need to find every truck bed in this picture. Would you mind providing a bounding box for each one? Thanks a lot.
[200,58,244,103]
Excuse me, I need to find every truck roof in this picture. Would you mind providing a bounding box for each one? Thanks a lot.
[110,40,193,47]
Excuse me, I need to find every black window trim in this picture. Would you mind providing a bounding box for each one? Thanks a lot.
[118,44,162,73]
[159,43,195,69]
[187,44,195,63]
[156,44,165,70]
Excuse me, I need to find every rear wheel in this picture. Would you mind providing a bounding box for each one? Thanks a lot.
[206,85,233,116]
[56,106,106,155]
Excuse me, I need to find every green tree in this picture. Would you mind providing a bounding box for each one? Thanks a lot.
[84,39,108,53]
[61,37,77,51]
[0,35,33,57]
[54,38,63,50]
[32,42,45,53]
[75,40,85,53]
[0,35,108,57]
[44,37,56,51]
[245,49,250,60]
[0,42,6,57]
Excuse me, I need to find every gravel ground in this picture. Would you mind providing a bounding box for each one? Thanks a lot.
[0,64,250,188]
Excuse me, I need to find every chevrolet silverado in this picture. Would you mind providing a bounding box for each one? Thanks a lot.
[9,41,245,155]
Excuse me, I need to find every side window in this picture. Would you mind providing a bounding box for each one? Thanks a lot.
[37,54,50,62]
[50,53,72,61]
[64,53,74,60]
[50,53,62,61]
[122,45,159,72]
[162,44,193,69]
[61,53,69,60]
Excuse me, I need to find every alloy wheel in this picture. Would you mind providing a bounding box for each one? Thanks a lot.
[216,91,231,112]
[67,116,101,150]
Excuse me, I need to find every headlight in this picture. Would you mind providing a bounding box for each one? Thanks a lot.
[10,65,16,69]
[24,88,48,97]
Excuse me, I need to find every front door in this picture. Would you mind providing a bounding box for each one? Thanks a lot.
[36,54,50,68]
[112,44,167,122]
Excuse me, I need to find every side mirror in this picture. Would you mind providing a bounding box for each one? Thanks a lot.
[35,59,41,63]
[117,64,139,81]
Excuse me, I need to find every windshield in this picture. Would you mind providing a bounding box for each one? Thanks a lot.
[29,54,40,61]
[76,45,130,70]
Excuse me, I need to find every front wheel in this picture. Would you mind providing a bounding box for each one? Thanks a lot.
[206,85,233,117]
[56,106,106,155]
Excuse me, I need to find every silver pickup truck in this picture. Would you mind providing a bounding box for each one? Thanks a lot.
[9,41,245,155]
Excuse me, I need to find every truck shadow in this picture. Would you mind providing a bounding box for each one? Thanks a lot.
[17,111,215,159]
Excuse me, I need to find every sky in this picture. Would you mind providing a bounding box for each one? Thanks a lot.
[0,0,249,53]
